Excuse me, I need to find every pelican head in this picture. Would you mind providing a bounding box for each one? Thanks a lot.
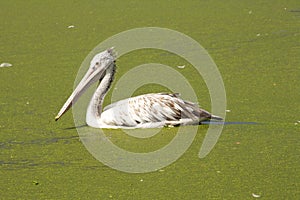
[55,47,116,121]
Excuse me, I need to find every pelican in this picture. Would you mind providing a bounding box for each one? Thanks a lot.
[55,48,222,129]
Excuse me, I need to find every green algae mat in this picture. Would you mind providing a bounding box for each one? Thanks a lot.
[1,0,299,199]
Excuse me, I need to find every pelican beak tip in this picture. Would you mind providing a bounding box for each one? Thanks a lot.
[55,116,60,121]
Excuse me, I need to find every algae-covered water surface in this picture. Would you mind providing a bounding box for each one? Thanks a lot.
[1,0,299,199]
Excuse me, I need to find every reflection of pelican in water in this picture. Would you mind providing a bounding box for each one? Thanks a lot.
[55,48,222,129]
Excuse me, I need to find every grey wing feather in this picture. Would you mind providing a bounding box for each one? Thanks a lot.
[128,93,215,123]
[102,93,222,127]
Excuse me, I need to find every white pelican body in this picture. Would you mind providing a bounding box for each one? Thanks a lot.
[55,48,222,129]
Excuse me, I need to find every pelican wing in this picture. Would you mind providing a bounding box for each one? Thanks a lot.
[100,93,215,128]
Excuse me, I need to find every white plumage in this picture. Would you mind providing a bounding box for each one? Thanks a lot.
[55,48,222,129]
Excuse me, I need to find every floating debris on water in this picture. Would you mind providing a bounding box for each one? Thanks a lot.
[252,193,261,198]
[0,63,12,68]
[248,10,252,14]
[177,65,185,69]
[32,181,39,185]
[140,179,144,182]
[226,109,231,112]
[67,25,75,29]
[256,33,261,37]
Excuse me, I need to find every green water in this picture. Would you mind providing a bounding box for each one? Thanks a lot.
[1,0,299,199]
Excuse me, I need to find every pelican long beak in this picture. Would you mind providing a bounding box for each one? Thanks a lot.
[55,49,115,121]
